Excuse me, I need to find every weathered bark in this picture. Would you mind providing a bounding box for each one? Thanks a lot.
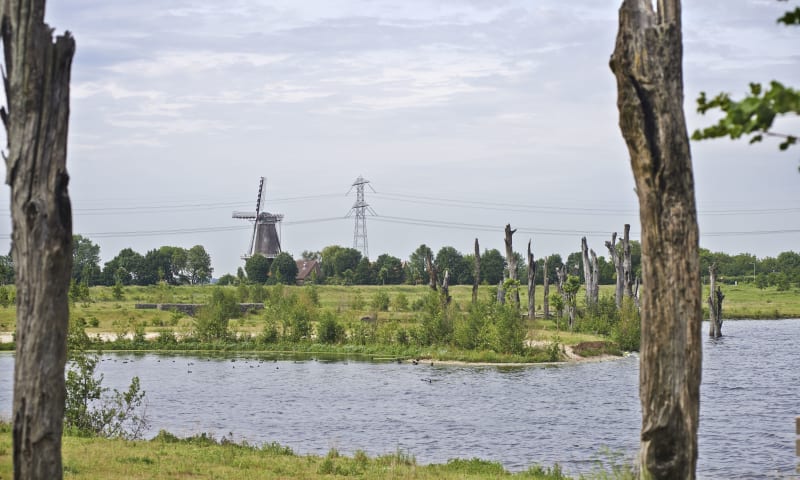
[503,224,519,309]
[425,250,437,292]
[581,237,595,307]
[623,224,634,299]
[606,232,625,309]
[555,265,565,296]
[472,238,480,304]
[542,256,550,319]
[526,239,536,320]
[707,264,723,338]
[610,0,702,478]
[2,1,75,478]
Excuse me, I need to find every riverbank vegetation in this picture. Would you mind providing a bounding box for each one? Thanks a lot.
[1,281,798,359]
[0,421,634,479]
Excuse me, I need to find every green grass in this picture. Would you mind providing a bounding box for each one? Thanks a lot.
[0,423,585,479]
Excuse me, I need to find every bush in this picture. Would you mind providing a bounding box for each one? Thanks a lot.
[392,292,409,311]
[316,311,346,344]
[371,291,390,311]
[612,299,641,351]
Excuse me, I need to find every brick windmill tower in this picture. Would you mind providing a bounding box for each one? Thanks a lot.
[232,177,284,260]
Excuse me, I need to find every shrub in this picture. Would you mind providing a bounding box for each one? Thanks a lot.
[371,291,390,311]
[392,292,409,311]
[317,311,346,344]
[612,299,641,351]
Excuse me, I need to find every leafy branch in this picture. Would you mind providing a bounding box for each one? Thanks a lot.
[692,81,800,151]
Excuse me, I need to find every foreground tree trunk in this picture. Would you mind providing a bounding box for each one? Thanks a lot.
[606,232,625,309]
[503,224,520,310]
[526,240,536,320]
[610,1,702,478]
[2,1,75,478]
[707,264,723,338]
[472,238,480,304]
[542,256,550,319]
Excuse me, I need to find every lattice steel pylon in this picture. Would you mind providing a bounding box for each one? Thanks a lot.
[345,175,376,259]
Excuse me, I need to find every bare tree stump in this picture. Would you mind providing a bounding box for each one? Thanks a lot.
[543,256,550,319]
[2,1,75,478]
[472,238,480,304]
[623,224,634,300]
[707,264,723,338]
[503,224,519,309]
[590,249,600,305]
[425,250,437,292]
[610,0,702,478]
[527,239,536,320]
[606,231,625,309]
[581,237,595,307]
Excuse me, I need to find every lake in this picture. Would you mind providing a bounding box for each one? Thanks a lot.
[1,319,798,478]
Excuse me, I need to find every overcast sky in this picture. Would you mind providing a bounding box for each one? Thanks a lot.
[1,0,798,277]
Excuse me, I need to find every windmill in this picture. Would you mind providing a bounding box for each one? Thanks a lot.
[232,177,284,260]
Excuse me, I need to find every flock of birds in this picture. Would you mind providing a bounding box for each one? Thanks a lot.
[103,356,438,382]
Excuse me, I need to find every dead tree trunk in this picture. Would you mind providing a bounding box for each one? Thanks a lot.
[606,232,625,309]
[610,1,702,478]
[2,1,75,478]
[581,237,595,307]
[472,238,480,304]
[590,249,600,305]
[527,239,536,320]
[441,269,451,305]
[707,264,723,338]
[425,250,437,292]
[623,224,634,300]
[543,256,550,319]
[503,224,519,310]
[496,280,505,305]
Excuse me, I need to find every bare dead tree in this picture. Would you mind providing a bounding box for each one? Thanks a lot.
[2,0,75,478]
[590,249,600,305]
[581,237,595,307]
[472,238,480,304]
[605,232,625,309]
[623,224,634,299]
[425,250,437,292]
[542,255,550,319]
[610,0,702,477]
[707,263,724,338]
[441,269,451,305]
[527,239,536,320]
[496,280,505,305]
[503,224,519,309]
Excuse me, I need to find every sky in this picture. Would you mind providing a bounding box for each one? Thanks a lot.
[1,0,798,277]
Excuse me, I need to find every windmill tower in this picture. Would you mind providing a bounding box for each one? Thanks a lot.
[345,175,376,259]
[232,177,284,260]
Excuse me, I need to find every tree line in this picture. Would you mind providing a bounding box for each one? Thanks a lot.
[2,237,799,289]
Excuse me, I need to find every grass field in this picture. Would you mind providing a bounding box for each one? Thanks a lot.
[0,422,629,479]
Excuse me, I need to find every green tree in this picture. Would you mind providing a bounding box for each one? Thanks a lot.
[693,4,799,154]
[434,246,468,285]
[72,235,101,286]
[373,254,404,284]
[481,249,505,285]
[354,257,374,284]
[407,244,433,285]
[102,248,144,285]
[270,252,298,284]
[186,245,213,284]
[245,254,270,284]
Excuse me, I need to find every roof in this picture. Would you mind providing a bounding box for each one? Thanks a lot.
[295,259,320,280]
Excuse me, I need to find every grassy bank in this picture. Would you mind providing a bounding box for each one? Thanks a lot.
[0,423,636,479]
